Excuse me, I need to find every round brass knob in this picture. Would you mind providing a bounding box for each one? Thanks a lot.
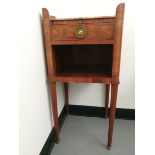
[75,25,87,39]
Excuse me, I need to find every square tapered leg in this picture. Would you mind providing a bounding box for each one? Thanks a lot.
[105,84,110,118]
[50,82,60,143]
[107,84,118,149]
[64,83,69,116]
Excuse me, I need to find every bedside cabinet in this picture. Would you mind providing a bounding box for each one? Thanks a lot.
[42,3,125,149]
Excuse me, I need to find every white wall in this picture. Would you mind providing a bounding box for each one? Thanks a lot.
[19,0,134,155]
[19,2,52,155]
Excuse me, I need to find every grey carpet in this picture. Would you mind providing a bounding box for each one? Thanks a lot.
[51,116,135,155]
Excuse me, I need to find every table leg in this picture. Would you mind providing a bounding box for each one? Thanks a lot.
[107,84,118,150]
[50,82,60,144]
[64,83,69,115]
[105,84,110,118]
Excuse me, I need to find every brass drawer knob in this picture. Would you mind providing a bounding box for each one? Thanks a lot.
[75,25,87,39]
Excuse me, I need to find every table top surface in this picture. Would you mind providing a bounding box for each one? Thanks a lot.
[50,16,115,21]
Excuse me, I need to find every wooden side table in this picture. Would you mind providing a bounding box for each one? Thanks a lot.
[42,3,125,149]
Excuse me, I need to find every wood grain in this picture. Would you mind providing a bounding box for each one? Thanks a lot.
[42,8,54,76]
[50,76,112,84]
[50,18,115,45]
[50,82,60,143]
[112,3,125,84]
[107,84,118,149]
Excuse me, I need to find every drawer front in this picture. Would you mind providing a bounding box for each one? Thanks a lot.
[50,19,115,44]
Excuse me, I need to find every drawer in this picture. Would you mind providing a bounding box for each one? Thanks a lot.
[50,19,115,44]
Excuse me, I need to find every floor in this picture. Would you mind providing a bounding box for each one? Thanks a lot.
[51,116,135,155]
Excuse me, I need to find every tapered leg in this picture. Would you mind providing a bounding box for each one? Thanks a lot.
[105,84,110,118]
[50,82,60,143]
[107,84,118,150]
[64,83,69,115]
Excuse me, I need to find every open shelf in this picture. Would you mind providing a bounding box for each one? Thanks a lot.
[53,44,113,77]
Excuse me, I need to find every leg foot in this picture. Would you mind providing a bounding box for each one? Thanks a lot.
[56,139,60,144]
[107,145,111,150]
